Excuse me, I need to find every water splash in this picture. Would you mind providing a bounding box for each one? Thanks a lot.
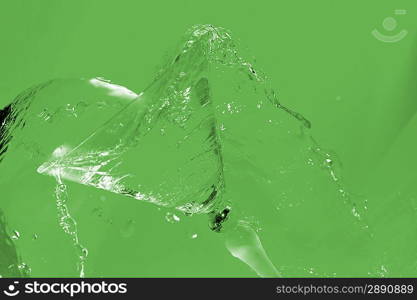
[0,24,370,277]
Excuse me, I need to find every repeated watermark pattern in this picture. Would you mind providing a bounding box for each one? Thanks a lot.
[372,9,408,43]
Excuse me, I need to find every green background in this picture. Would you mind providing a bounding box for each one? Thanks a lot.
[1,0,417,277]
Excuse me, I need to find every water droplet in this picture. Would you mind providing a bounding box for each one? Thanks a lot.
[165,212,181,223]
[11,230,20,240]
[17,263,31,276]
[378,265,388,277]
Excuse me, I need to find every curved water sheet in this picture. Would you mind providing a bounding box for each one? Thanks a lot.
[0,25,370,277]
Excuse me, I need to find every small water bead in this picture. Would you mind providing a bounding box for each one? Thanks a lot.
[17,263,31,276]
[11,230,20,240]
[76,245,89,260]
[219,101,243,115]
[165,212,181,223]
[377,265,389,277]
[57,183,67,193]
[65,103,78,118]
[352,206,361,219]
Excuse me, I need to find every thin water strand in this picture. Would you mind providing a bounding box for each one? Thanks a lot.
[53,170,88,277]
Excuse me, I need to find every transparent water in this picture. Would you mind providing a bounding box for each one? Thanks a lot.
[0,25,369,277]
